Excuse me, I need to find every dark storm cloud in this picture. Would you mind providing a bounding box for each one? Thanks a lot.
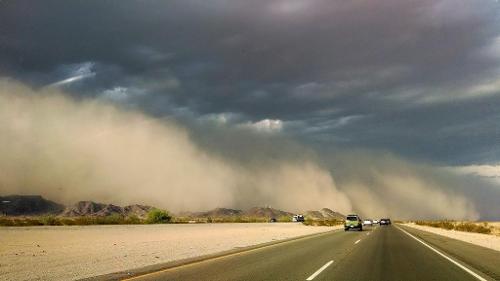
[1,0,500,164]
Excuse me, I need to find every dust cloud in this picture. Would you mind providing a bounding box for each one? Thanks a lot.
[0,79,351,213]
[0,79,484,219]
[327,151,480,220]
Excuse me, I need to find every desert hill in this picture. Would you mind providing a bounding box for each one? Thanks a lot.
[61,201,154,218]
[244,207,294,218]
[0,195,64,216]
[305,208,346,220]
[178,207,244,218]
[0,195,345,222]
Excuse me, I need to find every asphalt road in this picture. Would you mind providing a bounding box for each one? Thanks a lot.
[122,225,500,281]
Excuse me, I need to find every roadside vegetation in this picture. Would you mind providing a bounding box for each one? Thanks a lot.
[414,220,493,234]
[302,218,344,226]
[0,210,345,226]
[146,209,172,224]
[0,211,299,226]
[0,209,170,226]
[173,216,286,223]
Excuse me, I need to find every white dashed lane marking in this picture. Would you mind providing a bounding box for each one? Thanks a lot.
[306,260,334,280]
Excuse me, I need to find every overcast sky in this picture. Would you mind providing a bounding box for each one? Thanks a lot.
[1,1,500,217]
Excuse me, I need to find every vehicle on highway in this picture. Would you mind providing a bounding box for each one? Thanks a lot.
[380,218,391,225]
[373,219,378,224]
[363,219,373,226]
[292,214,305,222]
[344,214,363,231]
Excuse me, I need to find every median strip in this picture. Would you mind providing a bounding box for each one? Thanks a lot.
[397,226,488,281]
[306,260,334,281]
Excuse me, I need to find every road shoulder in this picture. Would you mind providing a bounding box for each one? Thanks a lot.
[398,225,500,281]
[402,223,500,252]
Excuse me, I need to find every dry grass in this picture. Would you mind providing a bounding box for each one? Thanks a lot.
[0,215,145,226]
[0,209,176,226]
[0,214,299,226]
[172,216,287,223]
[302,218,344,226]
[414,220,493,234]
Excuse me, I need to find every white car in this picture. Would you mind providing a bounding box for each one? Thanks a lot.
[292,214,305,222]
[373,220,379,224]
[363,219,373,226]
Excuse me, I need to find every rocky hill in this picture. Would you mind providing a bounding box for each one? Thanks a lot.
[0,195,65,216]
[61,201,154,218]
[243,207,294,218]
[305,208,345,220]
[178,207,294,219]
[0,195,344,222]
[178,207,244,218]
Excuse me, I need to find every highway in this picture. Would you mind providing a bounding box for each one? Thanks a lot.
[120,225,500,281]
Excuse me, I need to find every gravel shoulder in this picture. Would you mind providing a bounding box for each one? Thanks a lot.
[402,222,500,252]
[0,223,336,281]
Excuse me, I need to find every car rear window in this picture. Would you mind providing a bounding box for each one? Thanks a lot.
[346,216,358,221]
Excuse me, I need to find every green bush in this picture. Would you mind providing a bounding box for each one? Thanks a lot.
[146,209,172,224]
[278,215,292,222]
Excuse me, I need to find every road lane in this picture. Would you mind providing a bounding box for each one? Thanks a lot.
[319,225,489,281]
[398,227,487,281]
[122,227,373,281]
[110,225,500,281]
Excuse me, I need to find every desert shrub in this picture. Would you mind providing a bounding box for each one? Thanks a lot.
[278,216,292,222]
[415,220,454,230]
[415,220,492,234]
[146,209,172,224]
[302,218,314,226]
[0,218,15,226]
[455,222,491,234]
[73,216,96,225]
[302,218,343,227]
[40,215,62,226]
[59,218,77,225]
[125,215,143,224]
[324,219,343,226]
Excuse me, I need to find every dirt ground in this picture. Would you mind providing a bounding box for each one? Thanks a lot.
[403,222,500,252]
[0,223,337,281]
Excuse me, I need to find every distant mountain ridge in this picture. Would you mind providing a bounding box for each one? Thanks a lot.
[0,195,64,216]
[1,195,345,220]
[178,207,244,218]
[244,207,294,218]
[178,207,295,218]
[61,201,154,218]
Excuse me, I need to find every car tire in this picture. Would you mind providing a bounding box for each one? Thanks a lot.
[359,226,363,231]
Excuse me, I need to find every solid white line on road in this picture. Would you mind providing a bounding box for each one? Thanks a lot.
[354,239,361,244]
[397,226,488,281]
[306,260,334,280]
